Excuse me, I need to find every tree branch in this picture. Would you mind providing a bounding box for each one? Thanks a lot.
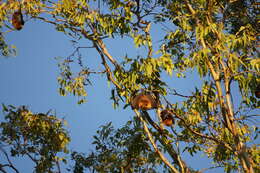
[93,42,122,89]
[0,147,20,173]
[141,110,163,133]
[134,109,180,173]
[0,165,8,173]
[56,160,61,173]
[143,110,189,172]
[173,111,234,153]
[168,88,193,98]
[96,39,120,68]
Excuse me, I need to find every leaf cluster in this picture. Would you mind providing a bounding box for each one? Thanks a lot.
[70,120,164,173]
[0,105,70,173]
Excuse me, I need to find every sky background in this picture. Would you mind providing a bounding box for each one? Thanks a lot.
[1,5,258,172]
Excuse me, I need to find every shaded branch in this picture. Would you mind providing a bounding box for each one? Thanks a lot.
[67,46,95,59]
[35,16,62,25]
[36,12,122,91]
[56,160,61,173]
[156,137,188,173]
[231,71,260,78]
[134,109,180,173]
[141,110,163,133]
[0,147,20,173]
[168,88,193,98]
[0,164,9,173]
[172,111,235,153]
[142,111,189,172]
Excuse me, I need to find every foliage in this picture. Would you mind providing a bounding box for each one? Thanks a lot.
[0,0,259,173]
[0,105,70,173]
[70,120,165,173]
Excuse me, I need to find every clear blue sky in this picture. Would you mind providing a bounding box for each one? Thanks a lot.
[0,14,228,172]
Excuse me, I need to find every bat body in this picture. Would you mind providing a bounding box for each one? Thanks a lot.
[160,110,174,126]
[131,92,159,110]
[12,10,24,30]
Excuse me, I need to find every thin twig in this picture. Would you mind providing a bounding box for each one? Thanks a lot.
[0,165,8,173]
[198,165,223,173]
[172,111,235,153]
[68,46,95,58]
[168,88,193,98]
[0,147,20,173]
[56,160,61,173]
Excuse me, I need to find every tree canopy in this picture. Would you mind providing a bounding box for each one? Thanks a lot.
[0,0,259,173]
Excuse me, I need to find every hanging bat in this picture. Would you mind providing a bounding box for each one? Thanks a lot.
[160,109,174,126]
[131,92,159,110]
[12,9,24,30]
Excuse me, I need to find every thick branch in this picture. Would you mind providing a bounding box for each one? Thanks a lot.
[184,0,196,15]
[157,137,189,173]
[206,10,254,173]
[134,110,179,173]
[96,39,119,67]
[143,110,189,172]
[93,42,122,89]
[142,110,163,133]
[184,0,234,133]
[219,60,234,117]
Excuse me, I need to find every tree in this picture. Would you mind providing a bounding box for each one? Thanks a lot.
[0,0,259,172]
